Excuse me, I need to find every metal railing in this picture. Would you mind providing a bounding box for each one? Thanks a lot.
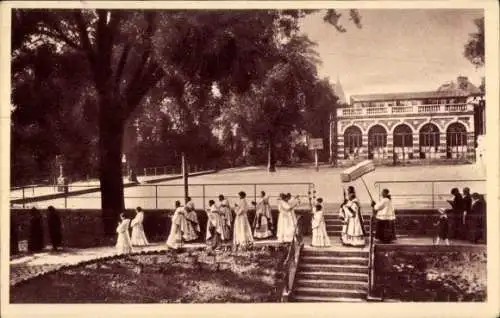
[374,179,486,209]
[368,214,376,299]
[10,182,316,210]
[139,166,181,177]
[281,215,304,302]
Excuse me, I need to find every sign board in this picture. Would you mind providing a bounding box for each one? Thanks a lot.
[308,138,324,150]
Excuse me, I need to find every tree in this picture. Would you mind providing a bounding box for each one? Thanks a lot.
[464,17,484,68]
[12,8,361,233]
[302,78,339,165]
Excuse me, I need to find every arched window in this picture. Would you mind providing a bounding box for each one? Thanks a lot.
[446,122,467,159]
[393,124,413,160]
[368,125,387,159]
[393,124,413,148]
[344,126,363,159]
[419,123,440,159]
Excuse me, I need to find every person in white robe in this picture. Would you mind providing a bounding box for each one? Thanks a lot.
[311,204,331,247]
[276,193,301,243]
[166,201,188,249]
[218,194,232,241]
[371,188,396,244]
[184,197,200,242]
[339,190,366,247]
[233,191,254,248]
[253,191,273,239]
[116,213,132,254]
[206,200,225,250]
[130,206,149,246]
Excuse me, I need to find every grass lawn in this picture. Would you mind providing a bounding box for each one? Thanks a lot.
[10,246,288,303]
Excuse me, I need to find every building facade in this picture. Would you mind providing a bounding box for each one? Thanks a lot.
[336,77,484,165]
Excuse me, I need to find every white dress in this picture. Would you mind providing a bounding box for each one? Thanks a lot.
[130,212,149,246]
[276,199,299,243]
[116,219,132,254]
[233,198,254,246]
[253,196,273,239]
[166,207,188,249]
[311,210,331,247]
[184,201,199,241]
[206,205,225,245]
[218,199,233,240]
[339,198,366,247]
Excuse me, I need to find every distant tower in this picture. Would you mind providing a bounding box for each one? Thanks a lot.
[334,76,347,105]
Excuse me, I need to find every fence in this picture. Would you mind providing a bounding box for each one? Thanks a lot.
[11,182,316,211]
[374,179,486,209]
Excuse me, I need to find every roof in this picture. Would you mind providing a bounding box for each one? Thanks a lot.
[333,78,347,104]
[350,89,481,103]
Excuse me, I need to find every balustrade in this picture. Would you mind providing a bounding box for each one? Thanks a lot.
[338,103,472,117]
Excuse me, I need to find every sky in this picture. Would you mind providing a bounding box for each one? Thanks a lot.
[299,9,485,100]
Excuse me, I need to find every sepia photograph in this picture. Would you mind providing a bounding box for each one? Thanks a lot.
[1,1,499,317]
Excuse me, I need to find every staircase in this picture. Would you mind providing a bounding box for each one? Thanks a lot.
[292,247,369,302]
[290,213,372,302]
[324,213,371,237]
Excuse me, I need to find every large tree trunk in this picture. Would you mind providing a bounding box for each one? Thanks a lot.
[267,133,276,172]
[99,101,125,236]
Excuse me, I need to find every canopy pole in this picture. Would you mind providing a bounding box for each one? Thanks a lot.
[360,176,374,202]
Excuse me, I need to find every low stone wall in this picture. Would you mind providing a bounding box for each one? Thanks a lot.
[391,209,486,241]
[10,208,314,250]
[373,244,487,301]
[10,208,485,250]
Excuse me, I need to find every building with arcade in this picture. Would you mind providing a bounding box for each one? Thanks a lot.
[336,76,485,165]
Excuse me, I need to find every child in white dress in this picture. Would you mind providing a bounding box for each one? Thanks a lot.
[311,204,331,247]
[130,207,149,246]
[116,213,132,254]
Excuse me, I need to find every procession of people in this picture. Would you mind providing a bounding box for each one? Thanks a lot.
[17,182,484,257]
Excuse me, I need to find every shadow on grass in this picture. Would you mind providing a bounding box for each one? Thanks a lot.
[10,248,287,303]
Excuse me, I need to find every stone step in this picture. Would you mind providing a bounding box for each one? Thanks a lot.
[301,256,368,266]
[293,287,366,299]
[325,221,371,227]
[296,271,368,282]
[326,225,370,232]
[325,215,372,219]
[292,295,365,302]
[295,279,368,291]
[298,263,369,274]
[301,249,368,258]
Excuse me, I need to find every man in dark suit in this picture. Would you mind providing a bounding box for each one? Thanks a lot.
[446,188,464,240]
[468,192,486,243]
[462,187,472,240]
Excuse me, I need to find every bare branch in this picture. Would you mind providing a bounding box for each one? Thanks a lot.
[115,43,131,88]
[36,27,80,50]
[125,63,165,118]
[126,12,157,103]
[74,11,96,65]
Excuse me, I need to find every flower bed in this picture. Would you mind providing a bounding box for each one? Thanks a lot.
[374,246,487,301]
[10,246,288,303]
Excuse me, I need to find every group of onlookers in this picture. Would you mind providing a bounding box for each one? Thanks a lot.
[11,206,63,255]
[435,187,486,245]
